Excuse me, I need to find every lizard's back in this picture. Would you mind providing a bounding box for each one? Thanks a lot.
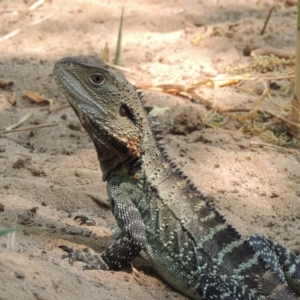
[135,152,299,299]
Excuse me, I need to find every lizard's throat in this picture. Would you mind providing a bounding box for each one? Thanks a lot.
[74,113,141,181]
[90,133,141,181]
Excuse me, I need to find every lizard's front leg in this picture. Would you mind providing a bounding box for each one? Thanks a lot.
[60,195,146,271]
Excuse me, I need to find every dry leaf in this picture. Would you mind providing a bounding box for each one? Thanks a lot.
[22,90,53,105]
[208,74,244,87]
[191,33,203,45]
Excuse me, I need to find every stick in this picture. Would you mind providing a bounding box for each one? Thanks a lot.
[107,62,134,74]
[261,6,275,35]
[286,0,297,6]
[134,73,294,95]
[264,108,300,129]
[190,88,300,134]
[291,1,300,135]
[251,46,294,59]
[0,123,57,135]
[215,74,294,81]
[0,29,20,43]
[31,14,52,25]
[48,103,70,114]
[5,112,33,131]
[222,107,300,129]
[250,141,300,154]
[28,0,44,11]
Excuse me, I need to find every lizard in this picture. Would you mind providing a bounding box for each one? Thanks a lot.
[53,55,300,300]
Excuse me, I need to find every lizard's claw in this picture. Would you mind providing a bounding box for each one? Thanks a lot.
[59,245,74,254]
[59,245,81,266]
[59,245,109,270]
[74,215,97,226]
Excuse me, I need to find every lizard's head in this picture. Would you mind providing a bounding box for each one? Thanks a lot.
[53,56,147,180]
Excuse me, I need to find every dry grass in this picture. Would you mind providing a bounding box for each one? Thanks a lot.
[134,53,299,147]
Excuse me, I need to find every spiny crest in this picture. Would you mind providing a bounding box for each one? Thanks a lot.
[157,140,165,150]
[136,90,147,104]
[135,89,165,145]
[155,134,164,140]
[134,87,232,227]
[159,141,198,189]
[151,121,161,128]
[136,89,155,116]
[135,89,196,186]
[162,150,229,226]
[135,90,164,149]
[144,106,154,113]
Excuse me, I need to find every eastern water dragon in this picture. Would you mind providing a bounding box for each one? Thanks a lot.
[53,55,300,300]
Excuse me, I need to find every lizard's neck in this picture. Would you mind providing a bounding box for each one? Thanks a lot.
[101,114,165,182]
[139,116,170,182]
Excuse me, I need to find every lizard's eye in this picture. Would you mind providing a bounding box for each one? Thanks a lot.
[88,73,105,85]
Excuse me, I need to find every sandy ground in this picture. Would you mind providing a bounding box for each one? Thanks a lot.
[0,0,299,299]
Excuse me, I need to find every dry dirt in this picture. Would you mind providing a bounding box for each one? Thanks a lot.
[0,0,300,299]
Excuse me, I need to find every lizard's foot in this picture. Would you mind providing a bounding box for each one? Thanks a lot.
[59,245,109,270]
[74,214,97,226]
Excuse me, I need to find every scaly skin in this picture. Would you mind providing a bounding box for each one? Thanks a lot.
[53,56,300,300]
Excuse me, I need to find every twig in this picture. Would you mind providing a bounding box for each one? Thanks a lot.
[263,109,300,129]
[224,74,294,81]
[28,0,44,11]
[0,29,20,43]
[221,89,268,121]
[134,73,294,95]
[189,91,215,107]
[250,141,299,154]
[251,47,294,59]
[134,80,210,93]
[142,82,295,129]
[191,88,268,119]
[48,103,69,114]
[291,2,300,135]
[134,76,299,137]
[184,21,198,28]
[0,2,49,43]
[261,6,275,35]
[285,0,298,6]
[189,88,300,137]
[31,14,52,25]
[222,107,300,129]
[5,112,33,131]
[0,123,57,135]
[107,62,134,74]
[285,126,300,139]
[201,119,239,133]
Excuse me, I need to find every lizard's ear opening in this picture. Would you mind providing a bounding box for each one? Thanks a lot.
[119,104,137,124]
